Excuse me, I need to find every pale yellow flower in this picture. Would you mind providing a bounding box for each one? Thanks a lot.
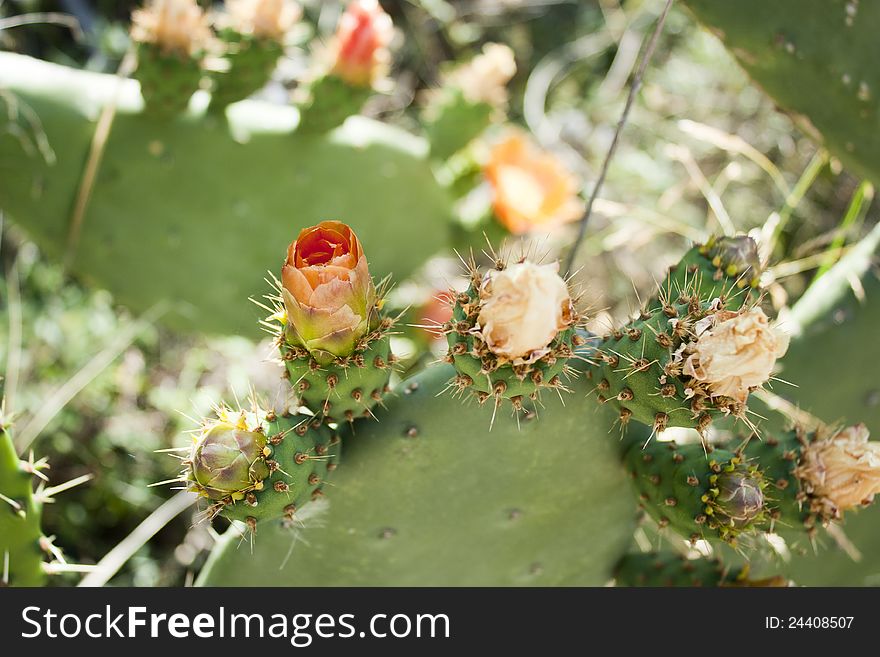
[683,308,789,402]
[798,424,880,515]
[131,0,213,55]
[477,261,573,362]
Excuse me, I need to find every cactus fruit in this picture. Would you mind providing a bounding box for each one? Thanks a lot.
[622,434,769,545]
[271,221,395,422]
[131,0,214,118]
[0,418,46,587]
[743,424,880,538]
[196,363,636,586]
[180,403,339,527]
[208,0,302,112]
[614,551,787,587]
[589,240,786,436]
[684,0,880,187]
[441,258,585,417]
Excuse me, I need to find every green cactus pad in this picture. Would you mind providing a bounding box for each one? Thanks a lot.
[296,74,373,135]
[209,32,284,113]
[183,407,339,526]
[133,43,204,118]
[615,551,746,587]
[0,423,46,587]
[280,331,394,423]
[622,434,769,545]
[590,297,740,434]
[654,235,761,313]
[685,0,880,186]
[196,363,636,586]
[220,413,340,526]
[443,268,584,416]
[0,53,452,336]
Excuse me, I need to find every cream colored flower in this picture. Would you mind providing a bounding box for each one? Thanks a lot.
[798,424,880,514]
[445,43,516,109]
[683,308,789,402]
[131,0,213,55]
[227,0,301,40]
[477,261,573,362]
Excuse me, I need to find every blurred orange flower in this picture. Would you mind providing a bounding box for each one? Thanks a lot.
[330,0,394,87]
[484,133,582,234]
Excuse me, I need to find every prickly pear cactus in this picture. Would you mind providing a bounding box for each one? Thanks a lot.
[0,420,45,587]
[588,236,780,436]
[197,364,636,586]
[684,0,880,185]
[442,259,585,416]
[0,52,452,336]
[622,434,768,545]
[179,404,339,529]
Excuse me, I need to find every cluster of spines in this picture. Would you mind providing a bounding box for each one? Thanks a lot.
[590,287,746,437]
[439,259,586,418]
[652,235,762,314]
[258,277,399,424]
[0,414,90,586]
[622,435,769,546]
[175,403,340,530]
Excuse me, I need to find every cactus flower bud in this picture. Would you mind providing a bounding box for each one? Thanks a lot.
[330,0,394,87]
[484,133,582,235]
[798,424,880,514]
[227,0,302,40]
[477,261,574,363]
[189,422,270,500]
[132,0,213,56]
[683,307,789,403]
[281,221,377,361]
[716,470,764,527]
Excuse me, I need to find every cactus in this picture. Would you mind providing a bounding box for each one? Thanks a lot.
[0,419,45,587]
[614,551,787,587]
[588,238,783,436]
[441,258,584,416]
[621,431,768,545]
[684,0,880,186]
[179,403,339,528]
[196,363,636,586]
[0,51,452,336]
[653,236,761,313]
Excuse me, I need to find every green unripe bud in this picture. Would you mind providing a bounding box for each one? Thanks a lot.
[702,235,761,288]
[189,423,270,501]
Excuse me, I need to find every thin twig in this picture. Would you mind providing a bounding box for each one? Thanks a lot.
[565,0,674,275]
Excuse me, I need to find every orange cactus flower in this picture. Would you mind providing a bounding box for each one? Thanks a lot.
[281,221,377,360]
[484,133,582,235]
